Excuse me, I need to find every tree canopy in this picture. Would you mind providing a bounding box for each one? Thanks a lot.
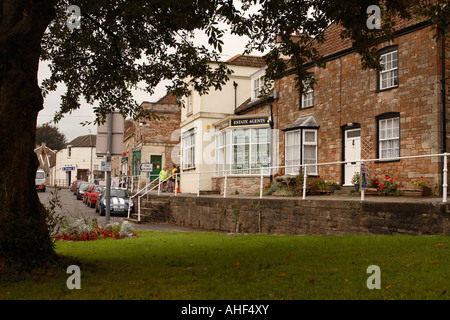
[35,125,67,151]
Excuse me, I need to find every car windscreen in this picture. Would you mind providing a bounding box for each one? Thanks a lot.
[94,186,105,193]
[79,184,92,191]
[36,172,45,179]
[110,189,128,197]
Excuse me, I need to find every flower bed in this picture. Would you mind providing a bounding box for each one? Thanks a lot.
[54,219,138,242]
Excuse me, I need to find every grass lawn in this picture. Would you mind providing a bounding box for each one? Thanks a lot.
[0,231,448,300]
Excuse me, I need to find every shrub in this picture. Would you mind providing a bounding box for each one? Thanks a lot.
[377,175,403,196]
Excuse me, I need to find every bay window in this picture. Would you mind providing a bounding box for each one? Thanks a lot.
[216,127,271,175]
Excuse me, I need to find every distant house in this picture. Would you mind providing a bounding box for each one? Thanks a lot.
[54,134,105,187]
[111,92,181,188]
[34,142,57,185]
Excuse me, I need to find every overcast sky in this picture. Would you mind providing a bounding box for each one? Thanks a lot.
[37,22,262,143]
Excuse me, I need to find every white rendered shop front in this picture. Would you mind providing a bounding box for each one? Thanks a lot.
[211,114,279,195]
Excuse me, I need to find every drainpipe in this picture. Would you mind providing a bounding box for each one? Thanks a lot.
[442,36,447,153]
[442,37,447,195]
[233,81,238,110]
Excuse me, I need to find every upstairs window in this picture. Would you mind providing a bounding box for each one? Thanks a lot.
[186,93,193,115]
[252,74,264,100]
[300,73,314,109]
[378,47,399,91]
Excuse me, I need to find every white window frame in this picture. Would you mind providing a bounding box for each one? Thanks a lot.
[302,129,318,175]
[301,75,314,108]
[182,128,196,170]
[285,130,301,175]
[379,49,398,90]
[186,93,193,115]
[215,127,271,175]
[379,117,400,160]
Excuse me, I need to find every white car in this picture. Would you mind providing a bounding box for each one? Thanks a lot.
[35,170,46,192]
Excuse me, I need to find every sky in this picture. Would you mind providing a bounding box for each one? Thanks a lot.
[37,14,263,143]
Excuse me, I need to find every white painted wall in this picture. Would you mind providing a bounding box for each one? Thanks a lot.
[54,146,105,187]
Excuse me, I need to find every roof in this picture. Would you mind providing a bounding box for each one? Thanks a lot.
[282,116,319,131]
[235,89,276,115]
[155,92,179,104]
[224,54,266,68]
[283,15,430,70]
[66,134,97,148]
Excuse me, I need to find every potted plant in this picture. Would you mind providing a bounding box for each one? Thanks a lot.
[325,179,340,194]
[411,176,432,196]
[352,172,360,193]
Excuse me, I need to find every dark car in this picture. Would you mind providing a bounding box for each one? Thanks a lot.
[95,188,135,216]
[76,182,94,200]
[71,180,84,194]
[83,184,96,204]
[87,185,105,208]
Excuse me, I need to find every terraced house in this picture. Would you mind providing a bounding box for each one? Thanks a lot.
[208,17,449,196]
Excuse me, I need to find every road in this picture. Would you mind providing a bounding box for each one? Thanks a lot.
[38,186,195,232]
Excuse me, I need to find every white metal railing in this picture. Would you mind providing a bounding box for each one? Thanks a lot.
[127,176,160,219]
[133,173,176,222]
[132,152,449,221]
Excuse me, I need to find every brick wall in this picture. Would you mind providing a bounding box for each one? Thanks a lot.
[268,25,447,193]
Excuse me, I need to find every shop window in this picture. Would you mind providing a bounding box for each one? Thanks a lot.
[215,127,271,175]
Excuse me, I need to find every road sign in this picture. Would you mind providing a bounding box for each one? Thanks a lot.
[361,163,368,189]
[62,166,75,171]
[96,111,124,156]
[140,163,153,172]
[101,161,111,172]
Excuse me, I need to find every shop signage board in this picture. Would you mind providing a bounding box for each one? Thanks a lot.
[230,117,269,127]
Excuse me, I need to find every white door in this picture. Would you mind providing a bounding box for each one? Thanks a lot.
[344,129,361,185]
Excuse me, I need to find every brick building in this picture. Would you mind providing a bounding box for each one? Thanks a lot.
[211,18,449,195]
[113,93,181,187]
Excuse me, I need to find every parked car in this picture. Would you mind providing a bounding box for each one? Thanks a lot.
[35,169,46,192]
[83,184,96,204]
[71,180,84,194]
[87,185,105,208]
[76,182,94,200]
[95,187,135,216]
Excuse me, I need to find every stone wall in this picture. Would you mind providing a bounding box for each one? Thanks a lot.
[211,176,272,196]
[139,195,450,236]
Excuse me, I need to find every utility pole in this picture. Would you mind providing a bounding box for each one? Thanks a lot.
[105,113,113,225]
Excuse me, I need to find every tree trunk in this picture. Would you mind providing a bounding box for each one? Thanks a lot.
[0,1,57,271]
